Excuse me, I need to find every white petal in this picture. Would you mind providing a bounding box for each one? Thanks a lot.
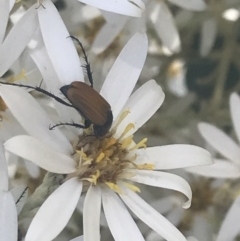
[0,5,38,77]
[216,195,240,241]
[10,186,28,215]
[114,80,165,137]
[4,136,76,174]
[200,18,217,57]
[25,178,82,241]
[230,93,240,144]
[91,16,127,54]
[70,236,84,241]
[24,160,41,178]
[76,0,144,17]
[186,159,240,178]
[150,2,180,52]
[120,186,187,241]
[38,0,83,85]
[0,143,8,191]
[136,145,213,169]
[198,122,240,164]
[0,191,17,241]
[129,170,191,208]
[168,0,206,11]
[0,0,9,44]
[100,32,148,119]
[0,85,72,154]
[102,187,145,241]
[84,186,101,241]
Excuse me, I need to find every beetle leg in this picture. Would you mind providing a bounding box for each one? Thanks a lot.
[67,36,94,88]
[0,81,73,108]
[49,122,87,130]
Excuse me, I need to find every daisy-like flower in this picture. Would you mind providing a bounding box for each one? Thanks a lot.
[186,93,240,179]
[1,2,212,240]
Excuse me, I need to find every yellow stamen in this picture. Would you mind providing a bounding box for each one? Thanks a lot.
[124,182,141,193]
[96,152,105,163]
[102,138,116,150]
[76,150,92,162]
[114,110,130,128]
[120,135,133,149]
[118,123,135,140]
[105,182,122,194]
[8,69,28,83]
[129,138,147,151]
[137,163,155,170]
[16,0,21,3]
[90,170,100,185]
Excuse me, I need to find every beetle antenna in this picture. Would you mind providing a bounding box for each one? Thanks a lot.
[67,36,94,88]
[38,79,44,88]
[49,122,87,130]
[0,81,73,108]
[15,186,28,205]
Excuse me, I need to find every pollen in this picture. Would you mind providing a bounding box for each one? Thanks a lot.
[8,69,28,83]
[72,110,153,194]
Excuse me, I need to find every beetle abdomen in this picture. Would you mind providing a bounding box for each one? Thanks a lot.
[60,81,111,126]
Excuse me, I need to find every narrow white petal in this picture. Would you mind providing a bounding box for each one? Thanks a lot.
[91,17,127,54]
[84,186,101,241]
[102,187,145,241]
[38,0,83,85]
[0,192,17,241]
[129,170,192,208]
[100,32,148,119]
[25,178,82,241]
[120,186,187,241]
[0,0,9,44]
[198,122,240,164]
[24,160,41,178]
[230,93,240,144]
[216,195,240,241]
[136,145,213,169]
[76,0,144,17]
[0,85,72,154]
[114,80,165,137]
[10,186,28,215]
[150,2,180,52]
[4,136,76,174]
[70,236,84,241]
[9,0,15,11]
[200,18,217,57]
[0,5,38,77]
[0,143,8,191]
[186,159,240,178]
[168,0,206,11]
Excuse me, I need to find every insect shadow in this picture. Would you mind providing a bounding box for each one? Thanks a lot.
[0,36,113,138]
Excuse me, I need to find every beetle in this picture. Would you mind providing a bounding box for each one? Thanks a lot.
[0,36,113,137]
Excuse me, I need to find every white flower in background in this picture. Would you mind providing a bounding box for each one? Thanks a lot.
[0,3,213,239]
[186,93,240,179]
[91,0,206,54]
[216,195,240,241]
[0,143,28,241]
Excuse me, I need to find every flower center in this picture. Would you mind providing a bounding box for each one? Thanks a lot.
[70,111,154,192]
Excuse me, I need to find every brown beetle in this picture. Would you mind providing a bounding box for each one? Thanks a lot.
[0,36,113,137]
[59,81,113,137]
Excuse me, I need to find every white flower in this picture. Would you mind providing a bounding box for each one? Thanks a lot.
[186,93,240,178]
[0,3,213,240]
[0,1,38,78]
